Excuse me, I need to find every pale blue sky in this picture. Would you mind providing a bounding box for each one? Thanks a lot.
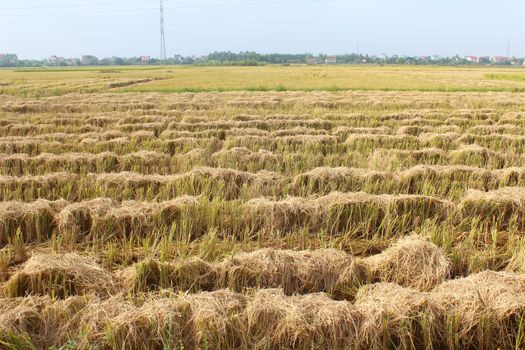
[1,0,524,59]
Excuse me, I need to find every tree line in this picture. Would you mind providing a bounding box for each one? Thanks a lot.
[1,51,523,67]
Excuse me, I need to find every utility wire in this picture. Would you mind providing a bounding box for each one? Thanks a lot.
[1,0,341,16]
[0,0,158,11]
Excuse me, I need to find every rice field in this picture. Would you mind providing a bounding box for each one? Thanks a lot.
[2,67,525,349]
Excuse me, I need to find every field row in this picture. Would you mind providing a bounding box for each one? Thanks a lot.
[2,165,525,201]
[2,187,525,247]
[2,89,525,349]
[3,90,525,113]
[2,123,525,142]
[4,237,446,297]
[2,268,524,349]
[1,145,524,176]
[3,115,525,136]
[3,134,525,162]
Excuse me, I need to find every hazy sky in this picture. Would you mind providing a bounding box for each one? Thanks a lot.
[1,0,524,59]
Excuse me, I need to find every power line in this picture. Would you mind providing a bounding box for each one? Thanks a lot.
[0,0,156,11]
[1,0,341,16]
[2,31,360,47]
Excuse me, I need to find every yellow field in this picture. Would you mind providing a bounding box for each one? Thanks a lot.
[2,65,525,97]
[1,66,525,349]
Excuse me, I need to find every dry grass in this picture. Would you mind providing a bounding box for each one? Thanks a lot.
[119,248,368,298]
[365,236,451,291]
[57,196,202,246]
[355,283,440,350]
[4,253,116,298]
[119,257,216,293]
[2,85,525,348]
[215,248,368,298]
[0,199,67,245]
[0,296,91,349]
[291,167,387,195]
[431,271,525,349]
[244,289,361,350]
[105,297,196,350]
[459,187,525,230]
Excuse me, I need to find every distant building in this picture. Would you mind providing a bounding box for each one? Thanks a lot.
[325,56,337,64]
[174,54,183,63]
[431,55,441,61]
[140,56,151,62]
[491,56,511,63]
[464,56,479,63]
[479,56,491,64]
[306,57,318,64]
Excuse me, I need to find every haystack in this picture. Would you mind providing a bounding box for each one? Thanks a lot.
[58,197,202,244]
[346,134,419,151]
[4,253,116,298]
[130,130,156,142]
[211,147,252,164]
[271,126,328,137]
[121,150,171,170]
[244,197,319,233]
[89,172,169,193]
[105,297,196,350]
[57,198,114,245]
[355,283,441,350]
[120,257,216,293]
[495,167,525,187]
[211,147,281,170]
[449,144,497,167]
[430,271,525,349]
[419,132,461,148]
[278,134,337,148]
[468,124,523,135]
[316,192,439,236]
[182,166,278,199]
[60,152,118,172]
[0,153,29,175]
[0,172,77,201]
[365,236,451,291]
[459,187,525,229]
[387,194,454,224]
[400,165,492,195]
[333,126,392,138]
[183,289,247,349]
[0,199,67,245]
[506,248,525,273]
[319,192,386,235]
[291,167,389,195]
[244,289,361,350]
[368,148,446,171]
[215,248,368,297]
[0,296,91,348]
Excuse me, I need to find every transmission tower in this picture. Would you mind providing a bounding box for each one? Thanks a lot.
[160,0,167,61]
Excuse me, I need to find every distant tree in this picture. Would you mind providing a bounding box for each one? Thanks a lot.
[0,53,18,67]
[80,55,99,66]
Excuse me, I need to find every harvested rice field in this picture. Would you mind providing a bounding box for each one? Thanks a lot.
[2,66,525,349]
